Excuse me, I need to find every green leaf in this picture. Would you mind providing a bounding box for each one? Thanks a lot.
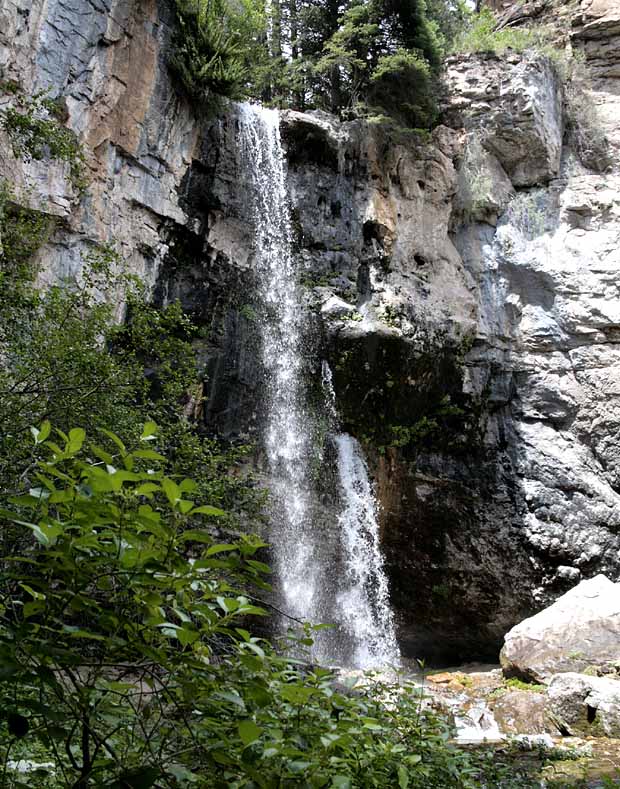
[31,419,51,444]
[280,685,315,705]
[140,421,158,441]
[177,626,199,646]
[246,559,271,574]
[161,477,180,505]
[331,777,352,789]
[190,504,225,517]
[23,600,45,618]
[18,583,45,600]
[90,444,115,465]
[238,719,262,746]
[24,520,63,546]
[216,691,245,709]
[63,627,106,641]
[135,482,160,496]
[177,498,194,514]
[99,428,126,454]
[205,543,237,556]
[288,761,311,773]
[179,478,198,493]
[66,427,86,455]
[181,530,214,544]
[38,420,52,442]
[398,766,410,789]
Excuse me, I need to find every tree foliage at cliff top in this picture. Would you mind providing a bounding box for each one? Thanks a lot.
[170,0,471,128]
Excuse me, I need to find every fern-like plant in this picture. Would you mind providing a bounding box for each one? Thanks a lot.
[170,0,252,101]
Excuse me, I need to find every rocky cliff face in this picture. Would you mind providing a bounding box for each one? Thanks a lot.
[1,0,619,663]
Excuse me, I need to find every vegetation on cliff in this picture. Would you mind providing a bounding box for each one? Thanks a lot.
[170,0,471,128]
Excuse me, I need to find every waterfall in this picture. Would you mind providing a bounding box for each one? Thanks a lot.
[238,103,320,625]
[322,362,400,667]
[333,434,400,667]
[237,104,399,667]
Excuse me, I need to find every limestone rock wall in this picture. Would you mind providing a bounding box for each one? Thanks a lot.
[1,0,620,663]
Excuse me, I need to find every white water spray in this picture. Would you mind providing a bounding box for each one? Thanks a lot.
[322,361,400,667]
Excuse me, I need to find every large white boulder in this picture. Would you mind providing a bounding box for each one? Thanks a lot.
[500,575,620,683]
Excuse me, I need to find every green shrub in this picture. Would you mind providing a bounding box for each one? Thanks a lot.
[0,240,262,526]
[368,49,438,129]
[0,181,56,301]
[452,8,548,55]
[0,89,86,192]
[0,426,554,787]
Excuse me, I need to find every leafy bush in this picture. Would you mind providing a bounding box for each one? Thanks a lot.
[452,8,548,55]
[0,181,56,300]
[0,426,550,787]
[368,50,437,129]
[0,86,86,192]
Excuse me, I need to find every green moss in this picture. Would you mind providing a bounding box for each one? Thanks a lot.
[239,304,257,322]
[328,330,483,459]
[504,677,546,693]
[300,273,332,289]
[431,583,451,602]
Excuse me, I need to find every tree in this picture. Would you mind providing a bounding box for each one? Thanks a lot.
[170,0,267,101]
[315,0,442,125]
[316,1,381,111]
[368,49,437,128]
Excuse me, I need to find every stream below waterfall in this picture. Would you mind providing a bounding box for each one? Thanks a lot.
[237,104,399,669]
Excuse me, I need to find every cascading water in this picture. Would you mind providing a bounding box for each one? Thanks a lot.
[322,362,400,667]
[237,104,399,667]
[237,103,321,626]
[333,434,400,667]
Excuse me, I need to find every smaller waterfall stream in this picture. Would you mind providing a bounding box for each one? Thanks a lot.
[334,434,400,666]
[323,361,400,667]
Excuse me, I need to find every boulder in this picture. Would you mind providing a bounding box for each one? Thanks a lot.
[443,53,563,186]
[500,575,620,683]
[546,673,620,738]
[490,689,552,736]
[321,295,356,321]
